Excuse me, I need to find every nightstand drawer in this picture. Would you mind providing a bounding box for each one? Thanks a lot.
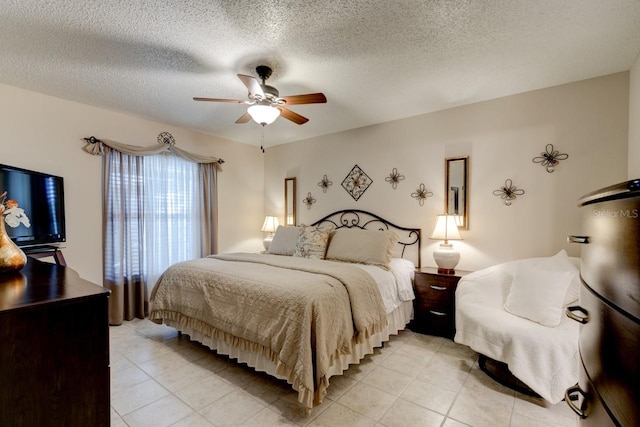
[415,298,451,314]
[413,299,455,337]
[423,308,455,337]
[414,273,457,302]
[414,277,455,301]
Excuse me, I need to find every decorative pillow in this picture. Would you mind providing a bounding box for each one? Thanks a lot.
[292,224,333,259]
[503,263,575,327]
[533,250,581,305]
[267,226,301,256]
[325,228,399,269]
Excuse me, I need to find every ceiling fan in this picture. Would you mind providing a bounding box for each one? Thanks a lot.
[194,65,327,126]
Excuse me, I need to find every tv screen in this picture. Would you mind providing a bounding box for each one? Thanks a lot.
[0,164,66,247]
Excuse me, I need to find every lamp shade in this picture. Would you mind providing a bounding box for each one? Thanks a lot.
[247,105,281,125]
[261,216,280,233]
[429,214,463,243]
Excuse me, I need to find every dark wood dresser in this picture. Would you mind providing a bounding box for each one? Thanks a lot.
[0,258,110,427]
[566,179,640,427]
[411,267,471,338]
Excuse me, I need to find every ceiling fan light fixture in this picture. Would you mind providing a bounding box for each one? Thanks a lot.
[247,104,280,125]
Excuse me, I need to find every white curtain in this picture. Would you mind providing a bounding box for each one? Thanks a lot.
[142,153,200,291]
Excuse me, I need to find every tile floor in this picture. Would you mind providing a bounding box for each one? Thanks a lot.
[110,319,578,427]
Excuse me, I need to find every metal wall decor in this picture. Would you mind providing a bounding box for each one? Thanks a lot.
[532,144,568,173]
[411,183,433,206]
[157,131,175,145]
[493,179,525,206]
[317,175,333,193]
[385,168,405,189]
[303,192,316,209]
[341,165,372,201]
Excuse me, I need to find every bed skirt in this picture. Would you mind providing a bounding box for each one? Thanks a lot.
[164,300,413,406]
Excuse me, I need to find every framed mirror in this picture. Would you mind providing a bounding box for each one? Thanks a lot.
[445,156,469,230]
[284,177,297,226]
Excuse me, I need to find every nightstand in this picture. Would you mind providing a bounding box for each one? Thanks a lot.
[411,267,471,338]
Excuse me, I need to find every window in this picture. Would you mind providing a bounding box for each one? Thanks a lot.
[142,153,199,288]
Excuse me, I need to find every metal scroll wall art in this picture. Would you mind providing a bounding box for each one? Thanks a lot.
[317,175,333,193]
[341,165,372,201]
[385,168,405,189]
[303,192,316,209]
[157,131,175,145]
[411,183,433,206]
[532,144,568,173]
[493,179,525,206]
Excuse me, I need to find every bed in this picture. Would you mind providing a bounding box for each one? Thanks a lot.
[454,250,581,404]
[149,210,421,410]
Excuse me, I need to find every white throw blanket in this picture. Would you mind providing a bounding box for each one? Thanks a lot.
[454,259,580,403]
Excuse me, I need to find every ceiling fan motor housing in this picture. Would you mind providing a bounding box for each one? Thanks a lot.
[256,65,273,81]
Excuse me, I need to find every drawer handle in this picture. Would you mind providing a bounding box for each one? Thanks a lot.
[567,235,589,244]
[430,285,447,291]
[429,310,447,316]
[565,305,589,324]
[564,385,587,419]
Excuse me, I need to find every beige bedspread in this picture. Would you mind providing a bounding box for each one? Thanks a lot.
[149,253,387,408]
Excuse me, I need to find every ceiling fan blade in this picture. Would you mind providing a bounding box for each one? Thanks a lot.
[277,107,309,125]
[281,93,327,105]
[235,112,251,124]
[193,97,247,103]
[237,74,265,98]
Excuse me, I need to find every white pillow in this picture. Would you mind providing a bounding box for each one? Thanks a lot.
[533,250,581,305]
[293,224,333,259]
[325,228,399,270]
[389,258,416,301]
[267,226,301,256]
[503,263,574,327]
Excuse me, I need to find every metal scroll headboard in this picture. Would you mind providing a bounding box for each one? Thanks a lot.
[311,209,422,268]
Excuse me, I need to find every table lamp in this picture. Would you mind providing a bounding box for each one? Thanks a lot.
[261,216,279,250]
[429,214,463,274]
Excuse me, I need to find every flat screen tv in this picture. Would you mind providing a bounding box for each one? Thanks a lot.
[0,164,66,247]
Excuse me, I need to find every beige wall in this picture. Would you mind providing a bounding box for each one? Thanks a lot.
[629,52,640,179]
[265,73,629,271]
[0,83,264,285]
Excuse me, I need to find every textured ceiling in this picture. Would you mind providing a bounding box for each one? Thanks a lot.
[2,1,640,148]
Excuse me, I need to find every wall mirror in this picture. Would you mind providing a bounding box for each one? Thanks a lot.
[284,177,297,226]
[445,156,469,230]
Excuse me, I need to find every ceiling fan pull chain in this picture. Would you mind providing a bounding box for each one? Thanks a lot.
[260,126,265,153]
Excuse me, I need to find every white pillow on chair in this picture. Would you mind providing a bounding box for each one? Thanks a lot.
[503,263,575,327]
[536,249,581,305]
